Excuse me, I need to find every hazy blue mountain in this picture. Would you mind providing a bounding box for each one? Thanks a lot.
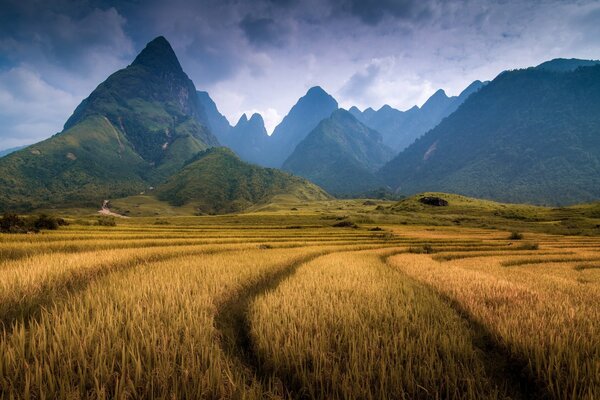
[283,109,393,195]
[156,147,329,213]
[225,113,270,165]
[535,58,600,72]
[197,91,232,143]
[351,80,486,152]
[0,36,219,211]
[266,86,338,167]
[0,146,27,158]
[379,64,600,205]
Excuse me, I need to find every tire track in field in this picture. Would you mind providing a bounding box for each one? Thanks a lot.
[214,246,406,398]
[213,251,329,398]
[0,247,236,334]
[382,254,546,400]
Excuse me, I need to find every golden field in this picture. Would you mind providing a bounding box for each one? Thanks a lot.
[0,209,598,399]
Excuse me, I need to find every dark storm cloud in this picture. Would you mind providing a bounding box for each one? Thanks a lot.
[0,0,132,76]
[333,0,435,25]
[239,15,289,48]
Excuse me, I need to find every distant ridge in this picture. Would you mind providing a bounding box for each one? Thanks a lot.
[265,86,338,167]
[283,109,393,195]
[379,63,600,205]
[349,80,486,152]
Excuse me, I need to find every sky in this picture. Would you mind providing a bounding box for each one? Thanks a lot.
[1,0,600,149]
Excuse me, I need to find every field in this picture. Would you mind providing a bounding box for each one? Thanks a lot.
[0,203,599,399]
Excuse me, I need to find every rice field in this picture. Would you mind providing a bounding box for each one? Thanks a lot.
[0,216,598,399]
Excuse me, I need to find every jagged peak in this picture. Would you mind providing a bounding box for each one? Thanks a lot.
[131,36,184,74]
[236,113,249,126]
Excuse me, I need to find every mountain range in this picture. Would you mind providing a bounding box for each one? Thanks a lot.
[349,80,486,152]
[379,59,600,205]
[0,35,599,211]
[0,37,325,212]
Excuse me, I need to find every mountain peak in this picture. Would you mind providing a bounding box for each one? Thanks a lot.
[458,80,486,99]
[249,113,264,125]
[131,36,183,74]
[306,86,328,97]
[236,113,249,125]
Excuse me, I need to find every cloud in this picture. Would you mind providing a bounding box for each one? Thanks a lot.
[338,58,435,111]
[239,15,289,48]
[333,0,435,25]
[2,0,600,151]
[0,66,79,147]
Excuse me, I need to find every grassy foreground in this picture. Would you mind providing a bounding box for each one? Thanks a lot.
[0,201,598,399]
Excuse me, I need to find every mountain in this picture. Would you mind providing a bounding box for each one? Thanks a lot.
[224,113,269,165]
[379,63,600,205]
[197,91,232,143]
[282,109,394,195]
[351,81,486,152]
[0,145,27,158]
[265,86,338,167]
[0,36,219,211]
[156,147,329,213]
[535,58,600,72]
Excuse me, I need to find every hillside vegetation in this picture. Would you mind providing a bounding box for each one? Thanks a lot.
[155,147,329,214]
[0,37,218,212]
[283,109,393,195]
[379,65,600,205]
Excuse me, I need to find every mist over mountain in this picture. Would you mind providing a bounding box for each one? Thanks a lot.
[197,91,232,143]
[379,64,600,205]
[350,80,486,152]
[283,109,393,195]
[225,113,270,166]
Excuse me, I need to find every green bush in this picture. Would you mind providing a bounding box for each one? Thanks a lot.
[0,213,68,233]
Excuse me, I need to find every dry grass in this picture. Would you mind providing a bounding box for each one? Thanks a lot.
[0,218,598,399]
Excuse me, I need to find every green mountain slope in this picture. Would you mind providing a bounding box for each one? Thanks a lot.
[265,86,338,167]
[156,147,329,213]
[379,64,600,205]
[0,116,148,210]
[283,109,394,195]
[350,80,486,152]
[0,36,219,211]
